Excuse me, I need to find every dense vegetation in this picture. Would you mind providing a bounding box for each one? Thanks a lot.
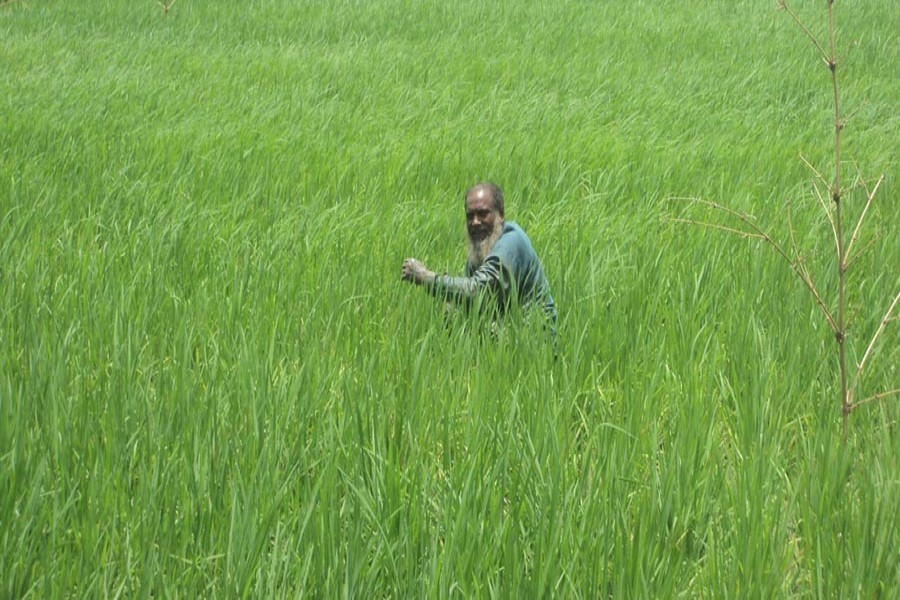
[2,0,898,595]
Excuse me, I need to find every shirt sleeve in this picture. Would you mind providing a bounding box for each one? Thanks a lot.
[429,254,511,304]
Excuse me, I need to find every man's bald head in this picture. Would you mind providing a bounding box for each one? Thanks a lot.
[465,182,504,217]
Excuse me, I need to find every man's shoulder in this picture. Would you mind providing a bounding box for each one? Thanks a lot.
[499,221,528,243]
[491,221,535,263]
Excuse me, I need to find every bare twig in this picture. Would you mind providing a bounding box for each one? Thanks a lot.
[786,202,801,262]
[670,197,838,333]
[778,1,831,63]
[792,267,834,335]
[849,162,871,197]
[844,237,880,273]
[804,0,853,437]
[850,291,900,403]
[785,202,815,285]
[851,389,900,411]
[844,173,885,269]
[811,181,840,256]
[668,218,764,239]
[800,155,840,254]
[156,0,177,18]
[669,197,758,223]
[677,3,893,437]
[800,154,831,190]
[840,101,867,130]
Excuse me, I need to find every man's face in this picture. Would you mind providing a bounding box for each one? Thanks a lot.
[465,188,503,242]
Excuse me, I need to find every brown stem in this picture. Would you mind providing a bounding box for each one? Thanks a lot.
[840,102,867,130]
[669,198,838,334]
[156,0,176,17]
[668,218,765,240]
[824,1,851,441]
[844,174,885,270]
[779,2,831,62]
[811,181,840,258]
[849,291,900,406]
[799,154,831,190]
[786,202,801,261]
[851,389,900,411]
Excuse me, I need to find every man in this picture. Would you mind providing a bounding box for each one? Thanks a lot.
[401,182,557,335]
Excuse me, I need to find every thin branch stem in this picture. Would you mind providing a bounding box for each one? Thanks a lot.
[844,173,884,269]
[803,155,840,261]
[786,202,800,259]
[785,202,809,281]
[800,154,831,190]
[670,197,838,333]
[669,197,757,224]
[779,1,831,62]
[156,0,177,15]
[811,181,840,257]
[840,101,867,130]
[851,389,900,411]
[850,291,900,403]
[851,162,870,197]
[844,237,879,273]
[821,0,851,440]
[800,155,842,257]
[668,218,765,239]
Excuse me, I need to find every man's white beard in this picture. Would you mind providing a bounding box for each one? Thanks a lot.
[467,219,504,270]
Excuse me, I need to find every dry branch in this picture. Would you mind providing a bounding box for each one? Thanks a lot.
[669,197,838,334]
[852,389,900,411]
[840,102,867,130]
[844,174,885,269]
[156,0,177,17]
[811,181,840,256]
[850,291,900,405]
[777,1,830,63]
[668,218,764,240]
[674,2,896,437]
[800,154,831,190]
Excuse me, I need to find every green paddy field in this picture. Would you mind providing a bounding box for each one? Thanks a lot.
[2,0,899,596]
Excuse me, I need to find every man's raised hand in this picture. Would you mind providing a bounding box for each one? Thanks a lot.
[401,258,434,286]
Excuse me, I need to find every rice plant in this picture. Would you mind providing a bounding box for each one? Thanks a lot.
[1,0,898,596]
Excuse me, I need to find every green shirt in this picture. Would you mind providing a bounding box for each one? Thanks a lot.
[430,221,557,323]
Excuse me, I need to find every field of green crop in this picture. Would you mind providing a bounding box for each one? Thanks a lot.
[2,0,899,596]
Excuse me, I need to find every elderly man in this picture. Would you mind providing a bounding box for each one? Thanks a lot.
[401,182,557,333]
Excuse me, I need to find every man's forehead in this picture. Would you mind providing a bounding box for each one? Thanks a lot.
[466,187,494,209]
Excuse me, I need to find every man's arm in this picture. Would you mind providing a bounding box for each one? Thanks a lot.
[429,255,510,303]
[402,256,511,304]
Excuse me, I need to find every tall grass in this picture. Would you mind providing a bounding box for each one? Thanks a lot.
[2,0,898,596]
